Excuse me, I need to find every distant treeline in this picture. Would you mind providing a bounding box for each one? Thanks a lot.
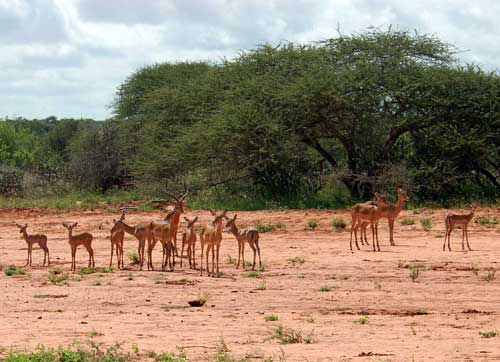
[1,29,499,208]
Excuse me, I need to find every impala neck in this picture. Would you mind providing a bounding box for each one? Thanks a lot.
[21,229,28,240]
[228,222,239,237]
[396,195,406,212]
[120,221,138,236]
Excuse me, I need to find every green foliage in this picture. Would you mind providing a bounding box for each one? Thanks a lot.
[48,268,69,285]
[128,252,140,264]
[307,219,319,230]
[331,217,348,230]
[401,218,415,225]
[264,314,278,322]
[479,330,498,338]
[4,265,26,276]
[255,222,275,233]
[353,316,369,325]
[287,257,305,266]
[270,325,315,344]
[420,218,432,231]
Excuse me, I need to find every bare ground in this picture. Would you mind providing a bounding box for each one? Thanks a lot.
[0,207,499,361]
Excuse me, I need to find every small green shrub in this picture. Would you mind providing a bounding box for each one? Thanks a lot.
[482,269,496,282]
[307,219,319,230]
[270,325,315,344]
[401,218,415,225]
[409,267,420,282]
[353,316,369,325]
[243,271,261,278]
[48,268,69,285]
[331,217,348,230]
[255,222,274,233]
[156,350,187,362]
[79,267,97,275]
[287,257,305,266]
[128,252,140,264]
[479,330,498,338]
[275,222,286,230]
[256,282,267,290]
[421,218,432,231]
[264,314,278,322]
[4,265,26,276]
[319,286,332,292]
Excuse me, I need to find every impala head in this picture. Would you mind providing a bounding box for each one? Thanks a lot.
[183,216,198,228]
[62,222,78,231]
[15,223,28,237]
[470,202,480,212]
[210,210,228,227]
[111,213,126,232]
[374,192,388,206]
[397,188,409,202]
[164,209,177,222]
[167,190,189,213]
[224,214,237,231]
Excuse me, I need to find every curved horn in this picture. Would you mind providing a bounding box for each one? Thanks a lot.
[167,192,180,202]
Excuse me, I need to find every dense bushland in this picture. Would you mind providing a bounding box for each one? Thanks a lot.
[1,29,499,208]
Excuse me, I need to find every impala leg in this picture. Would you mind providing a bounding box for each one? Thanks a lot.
[211,245,215,276]
[461,227,465,251]
[205,245,210,276]
[241,242,246,270]
[180,237,186,269]
[110,242,114,268]
[192,242,196,269]
[256,239,262,268]
[71,247,77,272]
[376,222,381,251]
[389,219,396,246]
[236,240,241,269]
[363,224,369,245]
[250,243,257,270]
[216,243,220,276]
[200,240,204,276]
[443,228,447,251]
[371,223,376,252]
[465,226,472,251]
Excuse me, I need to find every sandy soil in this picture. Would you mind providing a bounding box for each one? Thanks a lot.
[0,206,499,361]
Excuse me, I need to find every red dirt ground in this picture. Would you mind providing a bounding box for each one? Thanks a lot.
[0,207,499,361]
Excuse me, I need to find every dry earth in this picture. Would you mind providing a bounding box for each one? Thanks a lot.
[0,207,499,361]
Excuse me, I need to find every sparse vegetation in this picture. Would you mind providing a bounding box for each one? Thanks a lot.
[353,316,369,325]
[4,265,26,276]
[265,314,279,322]
[307,219,319,230]
[270,325,315,344]
[243,270,261,278]
[48,268,69,285]
[256,282,267,290]
[287,257,305,266]
[409,266,420,282]
[128,252,140,264]
[255,221,275,233]
[482,269,496,282]
[401,218,415,225]
[479,330,498,338]
[319,286,332,292]
[421,218,432,231]
[331,217,348,230]
[79,267,97,275]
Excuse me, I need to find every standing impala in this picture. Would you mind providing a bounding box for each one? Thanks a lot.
[224,214,261,270]
[199,210,227,276]
[110,214,125,269]
[358,188,409,246]
[62,222,94,271]
[16,223,50,267]
[350,193,388,252]
[443,203,478,251]
[180,216,198,269]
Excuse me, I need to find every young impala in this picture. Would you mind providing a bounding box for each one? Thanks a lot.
[224,214,261,270]
[62,222,94,271]
[16,223,50,267]
[443,203,478,251]
[350,193,388,252]
[180,216,198,269]
[199,210,227,277]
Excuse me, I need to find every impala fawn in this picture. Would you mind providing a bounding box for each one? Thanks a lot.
[16,223,50,267]
[358,188,409,246]
[350,193,388,252]
[110,214,125,269]
[199,210,227,276]
[180,216,198,269]
[443,203,478,251]
[62,222,94,271]
[225,214,261,270]
[148,200,185,271]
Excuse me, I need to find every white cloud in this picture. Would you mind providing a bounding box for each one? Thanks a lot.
[0,0,499,120]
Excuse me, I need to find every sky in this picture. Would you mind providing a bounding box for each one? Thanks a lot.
[1,0,499,120]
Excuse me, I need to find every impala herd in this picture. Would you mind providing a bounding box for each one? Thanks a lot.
[11,188,480,274]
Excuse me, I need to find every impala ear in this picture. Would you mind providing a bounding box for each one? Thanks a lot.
[73,222,78,227]
[193,216,198,223]
[209,209,216,216]
[234,214,237,221]
[184,217,189,223]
